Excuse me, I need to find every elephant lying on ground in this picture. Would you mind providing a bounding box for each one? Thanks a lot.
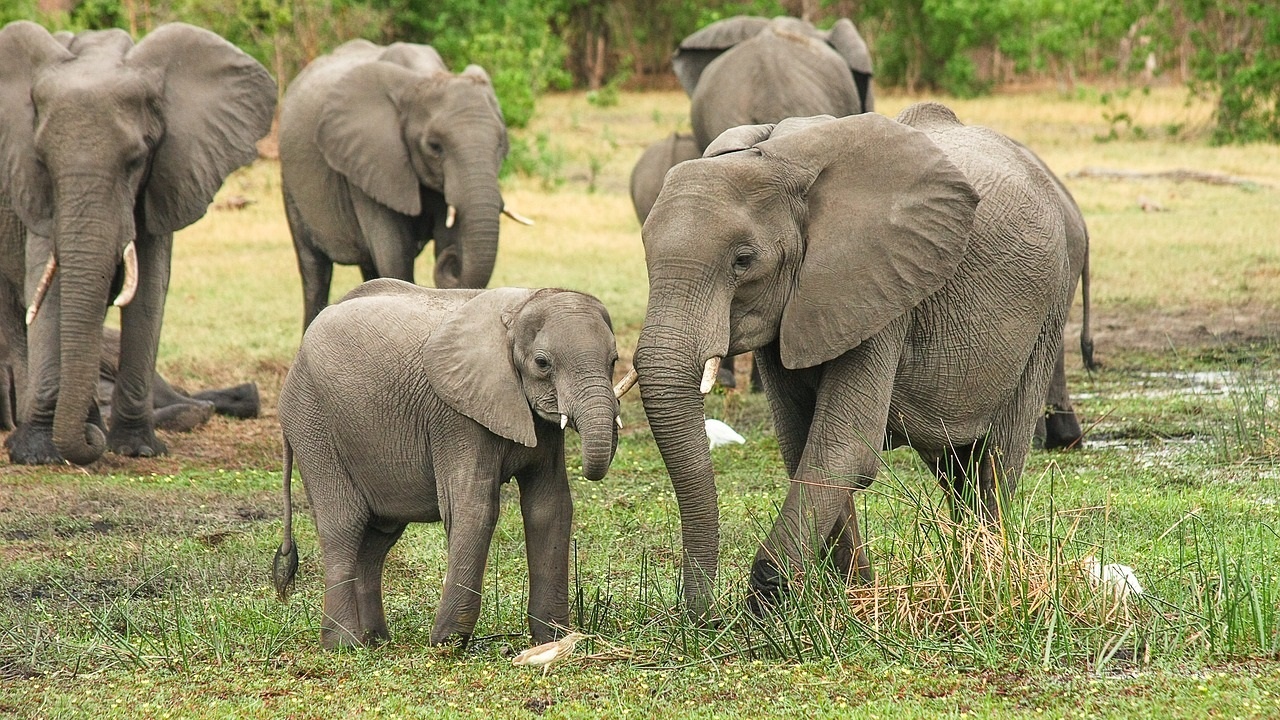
[273,279,624,649]
[280,40,530,330]
[0,21,275,465]
[0,327,260,433]
[629,105,1072,615]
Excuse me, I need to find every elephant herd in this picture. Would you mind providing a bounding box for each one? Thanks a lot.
[0,16,1096,649]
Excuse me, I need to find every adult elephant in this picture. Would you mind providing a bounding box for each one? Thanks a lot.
[628,105,1072,615]
[0,22,275,465]
[280,39,529,329]
[673,15,873,151]
[665,15,873,390]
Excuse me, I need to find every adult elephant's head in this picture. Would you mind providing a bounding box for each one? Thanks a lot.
[672,15,874,111]
[316,51,513,289]
[424,288,621,482]
[632,114,977,613]
[0,21,275,465]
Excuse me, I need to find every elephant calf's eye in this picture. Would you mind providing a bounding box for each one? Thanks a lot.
[427,141,444,155]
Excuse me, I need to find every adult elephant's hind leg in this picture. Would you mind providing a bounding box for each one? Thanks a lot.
[354,521,406,645]
[1040,349,1083,450]
[825,492,874,585]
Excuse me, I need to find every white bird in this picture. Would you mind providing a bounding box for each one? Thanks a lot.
[512,632,588,676]
[705,418,745,449]
[1083,556,1145,600]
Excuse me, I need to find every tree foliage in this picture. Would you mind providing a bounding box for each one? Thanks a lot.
[10,0,1278,143]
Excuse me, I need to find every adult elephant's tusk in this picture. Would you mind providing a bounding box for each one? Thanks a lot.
[502,207,534,226]
[560,414,569,430]
[616,415,623,430]
[613,367,638,398]
[112,241,138,308]
[445,204,457,229]
[700,357,721,395]
[25,253,58,326]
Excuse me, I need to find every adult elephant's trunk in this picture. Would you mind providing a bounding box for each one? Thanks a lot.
[435,161,502,289]
[51,237,116,465]
[572,382,619,482]
[633,311,721,617]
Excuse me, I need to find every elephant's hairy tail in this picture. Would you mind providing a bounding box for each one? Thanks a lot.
[1079,234,1096,371]
[272,438,300,602]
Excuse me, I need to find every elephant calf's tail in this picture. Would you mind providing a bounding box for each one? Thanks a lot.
[272,438,300,602]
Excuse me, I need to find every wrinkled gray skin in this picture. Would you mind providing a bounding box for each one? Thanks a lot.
[633,105,1072,616]
[673,16,874,151]
[280,39,513,329]
[0,22,275,465]
[1016,142,1095,450]
[0,326,259,433]
[273,280,621,649]
[630,134,700,225]
[669,15,873,389]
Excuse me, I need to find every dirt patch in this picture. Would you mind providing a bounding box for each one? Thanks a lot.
[1064,302,1280,370]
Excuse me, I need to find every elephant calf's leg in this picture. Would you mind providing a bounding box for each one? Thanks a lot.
[432,486,501,647]
[354,522,406,645]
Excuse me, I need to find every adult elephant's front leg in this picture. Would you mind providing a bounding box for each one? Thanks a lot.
[516,460,573,644]
[110,234,172,457]
[748,341,899,610]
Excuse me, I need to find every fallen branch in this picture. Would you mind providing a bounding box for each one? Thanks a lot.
[1066,166,1265,188]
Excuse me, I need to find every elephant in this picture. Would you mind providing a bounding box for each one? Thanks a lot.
[280,39,530,330]
[630,133,700,225]
[1015,141,1096,450]
[673,16,874,152]
[272,279,625,649]
[0,325,259,433]
[663,16,873,391]
[0,21,276,465]
[629,104,1073,615]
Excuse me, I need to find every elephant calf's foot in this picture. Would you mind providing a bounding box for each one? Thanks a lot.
[5,424,65,465]
[107,424,167,458]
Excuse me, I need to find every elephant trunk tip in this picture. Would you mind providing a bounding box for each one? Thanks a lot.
[57,423,107,466]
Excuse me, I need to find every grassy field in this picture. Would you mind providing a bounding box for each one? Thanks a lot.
[1,87,1279,718]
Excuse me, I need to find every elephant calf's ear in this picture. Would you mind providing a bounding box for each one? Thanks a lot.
[422,289,539,448]
[767,113,979,369]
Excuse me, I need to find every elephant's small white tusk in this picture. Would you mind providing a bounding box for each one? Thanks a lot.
[25,253,58,326]
[560,414,569,430]
[613,367,638,398]
[445,204,457,229]
[112,241,138,308]
[616,415,623,430]
[502,207,534,226]
[700,357,721,395]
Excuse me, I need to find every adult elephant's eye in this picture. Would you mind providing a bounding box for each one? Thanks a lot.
[426,140,444,156]
[732,249,755,274]
[534,355,552,371]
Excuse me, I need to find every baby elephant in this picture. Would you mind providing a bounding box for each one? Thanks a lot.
[273,279,623,649]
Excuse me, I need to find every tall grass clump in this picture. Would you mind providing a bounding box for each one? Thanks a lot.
[1206,368,1280,464]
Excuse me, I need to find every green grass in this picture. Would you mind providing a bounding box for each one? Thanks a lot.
[2,86,1280,718]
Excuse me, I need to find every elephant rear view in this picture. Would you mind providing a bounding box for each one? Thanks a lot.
[674,16,874,151]
[280,40,529,329]
[273,280,626,649]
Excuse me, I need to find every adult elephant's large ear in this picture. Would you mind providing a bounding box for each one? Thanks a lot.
[825,19,874,111]
[760,113,979,369]
[672,15,769,96]
[423,288,539,448]
[128,23,276,235]
[316,61,423,216]
[0,22,73,237]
